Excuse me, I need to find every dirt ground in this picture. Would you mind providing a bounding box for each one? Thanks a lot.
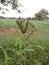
[0,27,22,35]
[0,27,36,35]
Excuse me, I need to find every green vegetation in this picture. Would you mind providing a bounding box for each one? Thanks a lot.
[34,9,49,20]
[0,19,49,65]
[0,18,17,28]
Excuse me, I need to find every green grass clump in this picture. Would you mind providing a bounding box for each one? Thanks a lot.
[0,18,18,28]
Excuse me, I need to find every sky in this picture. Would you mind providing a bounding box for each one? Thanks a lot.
[0,0,49,18]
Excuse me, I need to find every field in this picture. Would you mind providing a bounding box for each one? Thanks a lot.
[0,18,49,65]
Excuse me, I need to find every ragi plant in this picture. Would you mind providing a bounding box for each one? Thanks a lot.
[15,17,48,65]
[0,18,49,65]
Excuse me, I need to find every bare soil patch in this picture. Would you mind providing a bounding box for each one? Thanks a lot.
[0,27,20,35]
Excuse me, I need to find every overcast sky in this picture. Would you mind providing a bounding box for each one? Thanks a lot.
[0,0,49,18]
[19,0,49,18]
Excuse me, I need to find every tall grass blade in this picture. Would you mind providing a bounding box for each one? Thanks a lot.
[0,46,8,65]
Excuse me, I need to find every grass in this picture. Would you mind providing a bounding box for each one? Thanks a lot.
[0,18,49,65]
[0,18,18,28]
